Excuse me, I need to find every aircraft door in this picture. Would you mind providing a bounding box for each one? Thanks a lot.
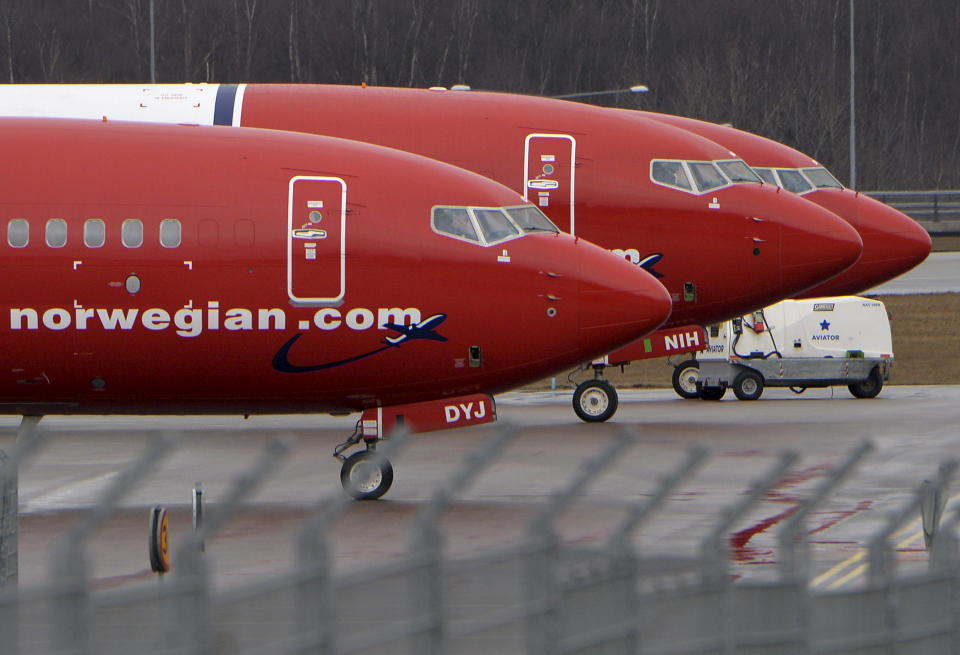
[287,176,346,306]
[523,134,576,234]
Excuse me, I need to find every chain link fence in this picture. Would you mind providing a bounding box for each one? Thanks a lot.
[1,422,958,654]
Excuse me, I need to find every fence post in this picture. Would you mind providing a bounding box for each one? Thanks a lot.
[49,434,174,655]
[0,416,43,589]
[699,450,797,654]
[0,448,13,593]
[868,460,957,586]
[866,460,957,651]
[607,445,708,653]
[930,509,960,653]
[779,441,872,583]
[409,425,517,655]
[295,426,412,655]
[608,445,709,550]
[0,416,44,655]
[700,451,797,583]
[173,438,291,655]
[775,441,871,655]
[525,429,635,655]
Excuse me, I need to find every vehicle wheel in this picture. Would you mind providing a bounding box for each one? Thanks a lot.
[732,370,764,401]
[672,360,700,399]
[573,379,619,422]
[848,367,883,399]
[699,385,726,401]
[340,451,394,500]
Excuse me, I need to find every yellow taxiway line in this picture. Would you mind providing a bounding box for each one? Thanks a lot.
[811,495,958,590]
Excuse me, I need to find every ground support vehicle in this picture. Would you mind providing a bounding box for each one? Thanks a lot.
[678,296,893,401]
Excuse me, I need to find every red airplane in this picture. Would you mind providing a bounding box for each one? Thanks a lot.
[0,84,863,328]
[0,117,672,498]
[0,84,865,420]
[645,113,931,297]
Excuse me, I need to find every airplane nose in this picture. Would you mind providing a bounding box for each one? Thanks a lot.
[776,192,863,297]
[853,194,931,285]
[574,239,673,354]
[795,192,931,297]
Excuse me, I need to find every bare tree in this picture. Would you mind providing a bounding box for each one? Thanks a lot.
[0,0,956,188]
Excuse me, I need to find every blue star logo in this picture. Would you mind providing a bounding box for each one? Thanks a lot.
[820,319,830,331]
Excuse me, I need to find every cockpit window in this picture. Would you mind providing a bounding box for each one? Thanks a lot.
[802,167,843,189]
[652,159,750,194]
[505,206,559,233]
[432,205,544,247]
[717,160,762,184]
[754,168,778,185]
[777,169,814,193]
[432,206,480,243]
[474,209,520,243]
[651,160,693,191]
[688,162,727,192]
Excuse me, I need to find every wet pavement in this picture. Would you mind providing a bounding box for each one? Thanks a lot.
[1,384,956,591]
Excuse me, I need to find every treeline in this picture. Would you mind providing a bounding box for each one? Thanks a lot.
[1,0,957,190]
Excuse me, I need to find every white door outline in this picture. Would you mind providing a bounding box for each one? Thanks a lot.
[287,175,347,306]
[523,134,576,235]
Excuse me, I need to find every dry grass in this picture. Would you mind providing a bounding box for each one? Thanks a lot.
[873,293,960,385]
[933,235,960,251]
[523,292,960,390]
[527,239,956,391]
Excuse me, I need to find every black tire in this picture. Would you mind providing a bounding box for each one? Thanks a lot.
[340,450,394,500]
[699,385,726,401]
[848,367,883,399]
[573,379,619,422]
[732,370,764,401]
[672,360,700,399]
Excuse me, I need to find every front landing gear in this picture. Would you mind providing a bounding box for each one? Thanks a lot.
[573,377,619,423]
[340,450,394,500]
[334,422,394,500]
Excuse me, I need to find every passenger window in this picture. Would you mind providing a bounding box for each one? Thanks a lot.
[160,219,182,248]
[46,218,67,248]
[474,209,520,243]
[755,168,778,185]
[777,169,814,193]
[717,160,761,184]
[84,219,106,248]
[506,206,559,233]
[688,162,728,192]
[802,167,843,189]
[651,161,693,191]
[432,207,480,242]
[7,219,29,248]
[122,219,144,248]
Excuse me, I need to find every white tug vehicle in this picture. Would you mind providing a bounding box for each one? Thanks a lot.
[673,296,893,401]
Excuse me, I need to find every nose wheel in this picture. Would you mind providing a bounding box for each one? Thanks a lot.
[573,378,619,422]
[672,359,701,399]
[334,422,394,500]
[340,450,394,500]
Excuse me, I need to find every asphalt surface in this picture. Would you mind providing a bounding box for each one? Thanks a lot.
[867,252,960,294]
[2,384,957,592]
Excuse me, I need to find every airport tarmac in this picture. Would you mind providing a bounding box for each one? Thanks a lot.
[1,384,957,592]
[868,251,960,294]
